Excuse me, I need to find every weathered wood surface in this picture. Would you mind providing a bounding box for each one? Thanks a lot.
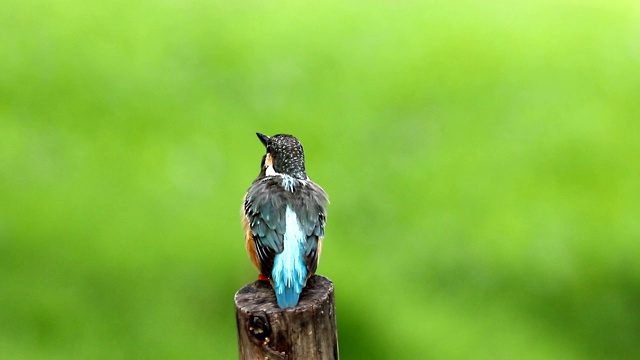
[234,275,339,360]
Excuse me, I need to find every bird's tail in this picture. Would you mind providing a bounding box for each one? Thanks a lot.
[272,252,307,309]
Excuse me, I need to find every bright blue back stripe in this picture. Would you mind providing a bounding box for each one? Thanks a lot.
[272,206,307,308]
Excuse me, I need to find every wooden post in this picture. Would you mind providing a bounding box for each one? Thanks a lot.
[234,275,339,360]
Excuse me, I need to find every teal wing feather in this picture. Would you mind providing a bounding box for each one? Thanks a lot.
[244,179,286,277]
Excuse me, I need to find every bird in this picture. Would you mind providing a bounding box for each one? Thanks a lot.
[242,133,329,309]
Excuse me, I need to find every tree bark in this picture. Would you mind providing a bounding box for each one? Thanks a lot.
[235,275,339,360]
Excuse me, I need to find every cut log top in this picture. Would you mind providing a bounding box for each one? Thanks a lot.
[234,275,339,360]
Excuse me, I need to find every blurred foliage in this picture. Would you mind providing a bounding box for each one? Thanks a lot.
[1,0,639,359]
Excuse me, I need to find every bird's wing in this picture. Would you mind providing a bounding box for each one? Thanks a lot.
[293,181,329,275]
[244,178,286,277]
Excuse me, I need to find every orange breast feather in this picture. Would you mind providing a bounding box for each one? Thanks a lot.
[242,207,261,272]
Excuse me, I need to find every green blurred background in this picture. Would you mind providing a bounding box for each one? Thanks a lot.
[1,0,639,359]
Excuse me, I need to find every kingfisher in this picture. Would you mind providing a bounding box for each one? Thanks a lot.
[242,133,329,309]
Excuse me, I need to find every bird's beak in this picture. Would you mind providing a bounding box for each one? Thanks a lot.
[256,132,270,147]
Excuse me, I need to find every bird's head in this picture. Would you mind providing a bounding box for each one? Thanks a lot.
[256,133,307,180]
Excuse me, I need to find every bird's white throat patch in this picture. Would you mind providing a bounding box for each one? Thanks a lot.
[265,165,302,192]
[265,165,277,176]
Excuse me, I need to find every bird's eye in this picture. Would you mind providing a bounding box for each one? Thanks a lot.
[266,145,273,153]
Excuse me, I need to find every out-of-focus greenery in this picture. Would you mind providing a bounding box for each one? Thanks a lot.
[1,0,639,359]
